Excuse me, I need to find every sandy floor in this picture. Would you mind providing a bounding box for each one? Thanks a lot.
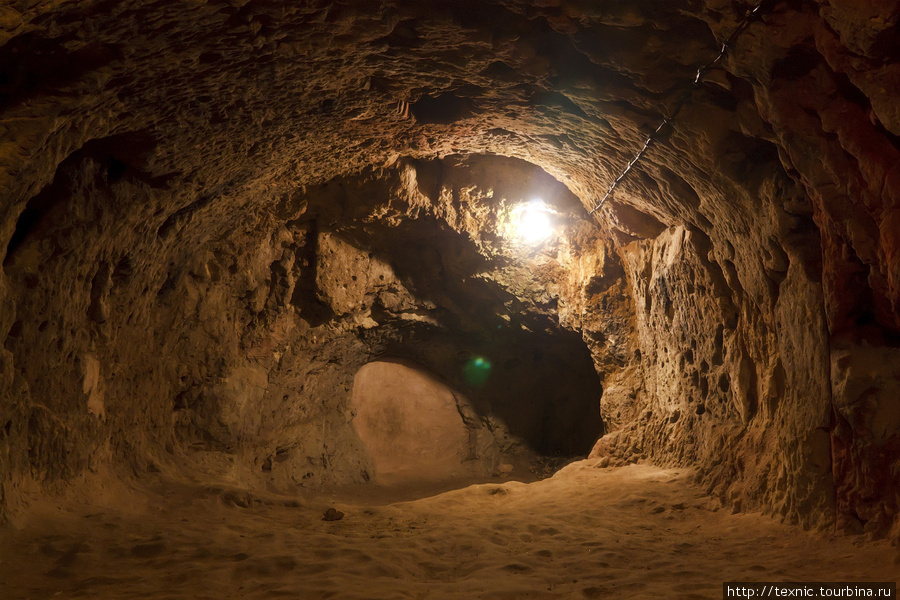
[1,461,897,599]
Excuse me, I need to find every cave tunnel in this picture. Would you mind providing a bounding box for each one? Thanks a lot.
[1,0,900,597]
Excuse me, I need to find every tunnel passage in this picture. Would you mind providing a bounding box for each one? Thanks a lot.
[1,148,618,500]
[349,324,605,486]
[2,0,900,549]
[296,155,609,485]
[368,325,606,461]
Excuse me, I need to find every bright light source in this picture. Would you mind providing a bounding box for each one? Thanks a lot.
[516,199,553,245]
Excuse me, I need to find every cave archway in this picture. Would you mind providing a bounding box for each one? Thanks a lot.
[3,0,900,595]
[296,155,610,487]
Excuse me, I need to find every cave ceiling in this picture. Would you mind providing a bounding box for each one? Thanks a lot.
[2,0,900,541]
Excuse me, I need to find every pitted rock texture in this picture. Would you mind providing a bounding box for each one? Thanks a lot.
[1,0,899,543]
[1,152,609,509]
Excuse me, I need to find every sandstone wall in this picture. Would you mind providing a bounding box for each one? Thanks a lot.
[0,152,612,521]
[588,0,900,541]
[1,0,899,541]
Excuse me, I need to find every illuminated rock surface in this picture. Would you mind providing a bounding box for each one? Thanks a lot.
[1,0,900,595]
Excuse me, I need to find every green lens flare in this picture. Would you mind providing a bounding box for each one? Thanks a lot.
[463,356,492,386]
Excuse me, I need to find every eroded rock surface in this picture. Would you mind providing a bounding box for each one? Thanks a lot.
[1,0,899,544]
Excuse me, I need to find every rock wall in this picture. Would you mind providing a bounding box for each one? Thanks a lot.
[595,221,835,530]
[0,152,612,521]
[588,0,900,542]
[350,359,499,485]
[1,0,899,542]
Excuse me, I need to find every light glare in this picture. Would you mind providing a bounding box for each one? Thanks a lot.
[517,200,552,245]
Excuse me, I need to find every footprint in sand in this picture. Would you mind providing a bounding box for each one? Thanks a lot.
[131,541,166,558]
[501,563,532,573]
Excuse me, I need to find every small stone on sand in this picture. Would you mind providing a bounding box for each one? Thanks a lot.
[323,508,344,521]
